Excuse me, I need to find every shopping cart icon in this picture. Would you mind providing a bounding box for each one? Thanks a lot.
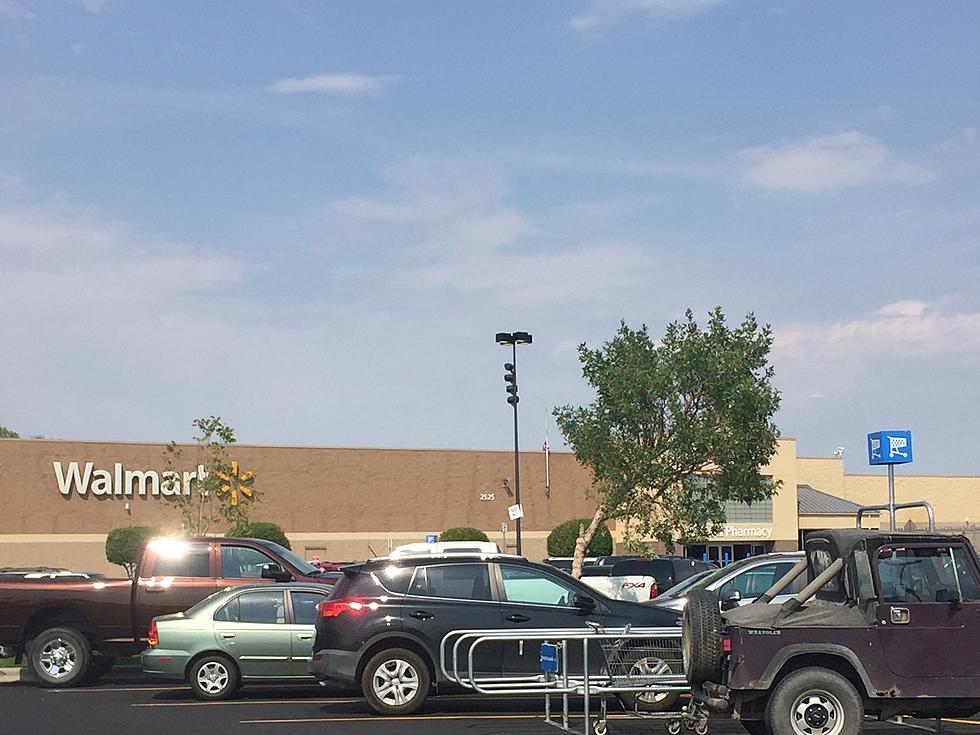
[888,436,909,459]
[868,430,913,465]
[870,437,882,461]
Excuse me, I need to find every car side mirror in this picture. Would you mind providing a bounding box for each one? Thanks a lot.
[935,588,962,610]
[720,589,742,611]
[573,593,596,612]
[261,563,292,583]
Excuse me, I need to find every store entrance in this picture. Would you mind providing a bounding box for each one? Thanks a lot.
[686,543,770,566]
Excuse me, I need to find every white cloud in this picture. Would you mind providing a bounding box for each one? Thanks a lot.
[569,0,724,36]
[0,0,36,20]
[330,161,650,305]
[739,132,931,193]
[78,0,111,13]
[774,301,980,363]
[0,204,251,309]
[268,73,400,95]
[876,300,927,318]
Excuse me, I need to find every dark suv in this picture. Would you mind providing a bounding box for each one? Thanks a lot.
[310,553,681,715]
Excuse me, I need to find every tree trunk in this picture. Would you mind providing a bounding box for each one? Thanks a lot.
[572,506,607,579]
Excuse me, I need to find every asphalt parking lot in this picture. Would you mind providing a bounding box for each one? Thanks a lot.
[2,675,980,735]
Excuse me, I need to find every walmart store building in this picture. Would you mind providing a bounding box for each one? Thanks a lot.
[1,437,977,574]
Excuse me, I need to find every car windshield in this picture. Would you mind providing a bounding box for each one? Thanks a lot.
[184,588,234,617]
[261,541,321,575]
[682,556,786,595]
[660,569,714,598]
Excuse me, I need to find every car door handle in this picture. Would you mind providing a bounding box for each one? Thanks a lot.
[220,632,236,639]
[408,610,434,620]
[296,633,313,640]
[506,614,531,623]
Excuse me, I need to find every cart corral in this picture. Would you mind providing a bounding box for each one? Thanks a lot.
[440,623,706,735]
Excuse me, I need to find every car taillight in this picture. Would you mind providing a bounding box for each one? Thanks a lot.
[319,599,377,618]
[648,582,659,600]
[148,620,159,647]
[722,635,732,654]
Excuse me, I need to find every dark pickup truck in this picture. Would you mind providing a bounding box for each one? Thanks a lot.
[683,520,980,735]
[0,536,334,687]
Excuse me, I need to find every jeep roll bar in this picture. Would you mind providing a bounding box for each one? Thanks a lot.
[780,557,845,614]
[856,501,935,533]
[753,557,808,604]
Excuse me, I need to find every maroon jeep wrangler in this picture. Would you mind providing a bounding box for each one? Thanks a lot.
[683,526,980,735]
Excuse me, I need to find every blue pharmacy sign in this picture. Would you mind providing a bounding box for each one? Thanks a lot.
[867,430,913,465]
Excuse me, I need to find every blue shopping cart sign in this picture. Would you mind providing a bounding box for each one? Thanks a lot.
[540,643,559,673]
[867,430,913,465]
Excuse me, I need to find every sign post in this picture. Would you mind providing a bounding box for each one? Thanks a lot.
[867,430,913,530]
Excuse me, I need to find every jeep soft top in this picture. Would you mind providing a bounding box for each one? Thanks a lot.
[682,505,980,735]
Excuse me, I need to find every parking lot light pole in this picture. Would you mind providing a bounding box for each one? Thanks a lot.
[495,331,532,555]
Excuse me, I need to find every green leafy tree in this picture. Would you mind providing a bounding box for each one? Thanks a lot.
[439,527,490,543]
[0,426,20,438]
[106,526,160,578]
[162,417,259,535]
[554,309,781,577]
[547,518,613,557]
[230,521,290,549]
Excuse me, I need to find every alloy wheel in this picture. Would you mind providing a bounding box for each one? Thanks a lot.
[39,638,77,679]
[372,658,420,707]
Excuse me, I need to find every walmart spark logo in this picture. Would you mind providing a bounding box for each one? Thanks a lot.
[216,460,255,506]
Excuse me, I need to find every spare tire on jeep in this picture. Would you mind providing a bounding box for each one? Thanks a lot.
[682,588,724,688]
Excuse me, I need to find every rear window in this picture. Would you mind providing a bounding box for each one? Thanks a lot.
[408,564,492,600]
[150,542,211,578]
[332,565,413,598]
[609,559,671,581]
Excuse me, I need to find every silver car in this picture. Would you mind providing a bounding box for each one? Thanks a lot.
[646,552,805,613]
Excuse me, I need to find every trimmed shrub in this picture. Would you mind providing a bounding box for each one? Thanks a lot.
[231,521,291,550]
[547,518,613,557]
[439,527,490,543]
[106,526,160,579]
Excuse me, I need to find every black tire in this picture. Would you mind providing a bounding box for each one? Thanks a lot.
[620,689,682,712]
[188,654,240,701]
[83,654,116,683]
[741,720,772,735]
[765,668,863,735]
[28,626,91,688]
[360,647,431,716]
[682,588,724,688]
[614,651,683,712]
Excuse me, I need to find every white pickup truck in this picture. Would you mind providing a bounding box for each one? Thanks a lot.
[580,557,713,602]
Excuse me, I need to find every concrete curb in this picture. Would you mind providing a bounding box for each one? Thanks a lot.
[0,665,147,685]
[0,668,25,684]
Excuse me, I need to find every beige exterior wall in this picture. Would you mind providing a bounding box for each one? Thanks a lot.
[0,438,595,573]
[797,455,979,529]
[2,436,978,574]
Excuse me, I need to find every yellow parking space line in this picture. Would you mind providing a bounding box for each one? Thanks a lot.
[240,714,541,724]
[52,686,177,693]
[133,697,363,707]
[944,719,980,727]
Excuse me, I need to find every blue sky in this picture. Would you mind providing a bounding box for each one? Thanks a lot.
[2,1,979,475]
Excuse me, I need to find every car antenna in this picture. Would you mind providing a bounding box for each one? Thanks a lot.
[368,545,378,558]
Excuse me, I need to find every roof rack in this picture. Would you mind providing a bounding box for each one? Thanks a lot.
[367,551,527,563]
[856,500,935,532]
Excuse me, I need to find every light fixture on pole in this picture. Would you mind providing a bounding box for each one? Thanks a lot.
[495,331,532,555]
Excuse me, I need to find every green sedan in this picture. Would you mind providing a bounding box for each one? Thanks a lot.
[142,583,332,700]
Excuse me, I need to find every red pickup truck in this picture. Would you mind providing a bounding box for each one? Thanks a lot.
[0,536,335,687]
